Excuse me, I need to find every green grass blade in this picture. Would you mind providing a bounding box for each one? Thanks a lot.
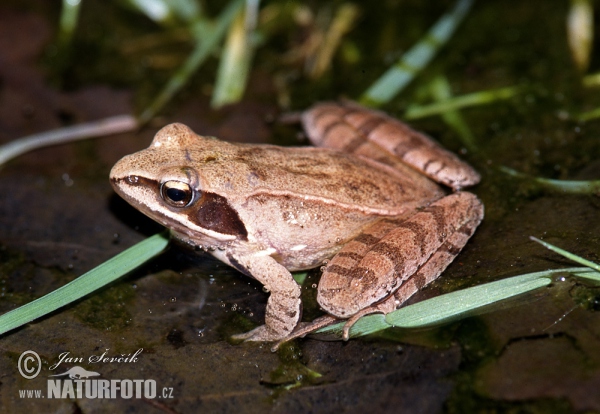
[0,233,169,336]
[315,268,593,338]
[58,0,82,49]
[567,0,593,72]
[404,85,521,120]
[211,1,259,108]
[576,107,600,122]
[500,166,600,194]
[359,0,473,107]
[530,236,600,272]
[427,75,477,151]
[315,314,389,339]
[292,272,308,285]
[125,0,203,25]
[138,0,244,124]
[571,270,600,282]
[583,71,600,87]
[384,272,551,328]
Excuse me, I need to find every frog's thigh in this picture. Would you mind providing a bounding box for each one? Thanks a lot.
[335,206,481,340]
[317,192,483,319]
[230,254,301,342]
[393,200,483,306]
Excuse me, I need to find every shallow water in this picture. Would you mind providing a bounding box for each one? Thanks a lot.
[1,0,600,412]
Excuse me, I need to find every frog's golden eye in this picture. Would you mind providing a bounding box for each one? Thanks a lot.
[160,181,194,207]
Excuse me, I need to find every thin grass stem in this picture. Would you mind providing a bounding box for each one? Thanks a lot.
[138,0,244,124]
[404,85,521,120]
[0,115,138,167]
[530,237,600,272]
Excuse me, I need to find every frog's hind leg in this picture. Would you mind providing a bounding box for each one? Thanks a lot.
[317,191,484,334]
[392,201,482,306]
[337,195,484,338]
[302,102,480,190]
[332,205,481,339]
[271,315,339,351]
[272,296,395,350]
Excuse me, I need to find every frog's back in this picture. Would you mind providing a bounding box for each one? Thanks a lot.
[197,141,444,214]
[124,123,444,215]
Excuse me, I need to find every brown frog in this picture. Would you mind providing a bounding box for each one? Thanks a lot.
[110,102,483,345]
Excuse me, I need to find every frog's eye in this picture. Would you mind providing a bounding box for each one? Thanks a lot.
[160,181,194,207]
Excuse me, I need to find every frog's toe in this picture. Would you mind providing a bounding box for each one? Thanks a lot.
[231,325,285,343]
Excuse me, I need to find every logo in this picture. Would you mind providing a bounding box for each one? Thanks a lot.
[16,348,175,400]
[18,351,41,379]
[50,366,100,379]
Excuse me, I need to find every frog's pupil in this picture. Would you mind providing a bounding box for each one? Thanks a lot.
[167,188,187,202]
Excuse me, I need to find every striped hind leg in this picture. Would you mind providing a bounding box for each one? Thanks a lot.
[392,205,482,306]
[343,197,481,340]
[272,193,482,348]
[302,102,480,190]
[317,192,483,330]
[337,198,483,339]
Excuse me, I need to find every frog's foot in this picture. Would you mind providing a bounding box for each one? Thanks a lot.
[232,325,287,343]
[340,295,396,340]
[271,315,339,351]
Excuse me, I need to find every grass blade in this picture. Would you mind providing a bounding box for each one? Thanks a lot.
[571,270,600,282]
[384,272,550,328]
[58,0,82,49]
[500,166,600,194]
[576,107,600,122]
[211,0,260,108]
[306,3,360,79]
[405,85,521,120]
[360,0,473,107]
[567,0,593,72]
[0,233,169,336]
[138,0,244,123]
[125,0,202,25]
[530,236,600,272]
[316,268,593,339]
[427,75,477,151]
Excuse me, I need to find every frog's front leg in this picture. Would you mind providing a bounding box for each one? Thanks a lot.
[228,250,302,342]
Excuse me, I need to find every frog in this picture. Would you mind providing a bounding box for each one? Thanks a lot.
[110,101,483,347]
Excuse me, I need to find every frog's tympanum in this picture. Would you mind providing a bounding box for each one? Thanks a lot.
[110,102,483,346]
